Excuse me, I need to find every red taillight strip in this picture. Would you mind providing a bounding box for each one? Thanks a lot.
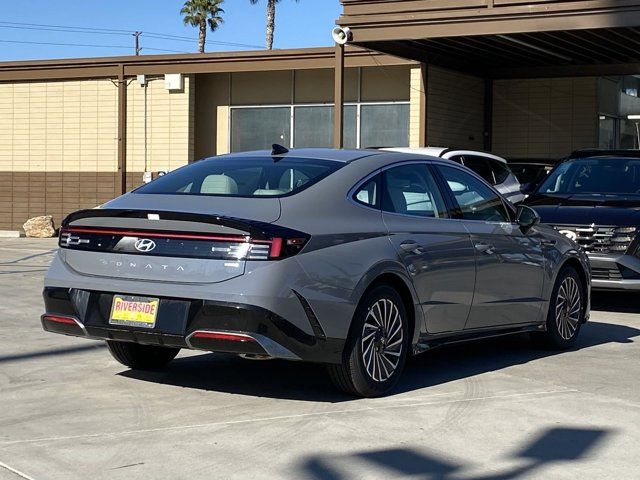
[42,314,79,326]
[269,237,283,258]
[64,227,250,243]
[192,331,257,343]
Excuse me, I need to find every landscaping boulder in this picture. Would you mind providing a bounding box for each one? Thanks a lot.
[23,215,56,238]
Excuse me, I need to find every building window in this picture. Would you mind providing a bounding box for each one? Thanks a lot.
[360,104,410,149]
[599,116,616,149]
[294,106,333,148]
[231,107,291,152]
[230,102,409,152]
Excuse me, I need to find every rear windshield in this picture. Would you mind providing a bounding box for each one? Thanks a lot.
[134,156,343,197]
[538,157,640,195]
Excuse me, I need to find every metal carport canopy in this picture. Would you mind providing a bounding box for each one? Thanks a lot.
[337,0,640,78]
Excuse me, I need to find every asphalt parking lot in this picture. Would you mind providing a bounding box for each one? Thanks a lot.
[1,239,639,480]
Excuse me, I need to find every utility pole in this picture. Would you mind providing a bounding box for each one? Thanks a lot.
[133,31,142,55]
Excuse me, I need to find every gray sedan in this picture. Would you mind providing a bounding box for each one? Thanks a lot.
[42,147,590,397]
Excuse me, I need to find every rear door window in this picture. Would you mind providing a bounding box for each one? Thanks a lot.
[135,156,343,197]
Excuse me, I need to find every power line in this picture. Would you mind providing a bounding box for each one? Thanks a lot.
[0,38,188,54]
[0,21,264,50]
[0,20,131,34]
[0,24,131,36]
[144,32,262,49]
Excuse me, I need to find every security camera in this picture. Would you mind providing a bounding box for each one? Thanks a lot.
[332,26,352,45]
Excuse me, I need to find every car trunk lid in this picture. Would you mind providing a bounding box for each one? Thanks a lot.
[58,199,283,284]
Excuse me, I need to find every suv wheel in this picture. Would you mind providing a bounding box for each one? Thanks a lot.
[328,285,409,397]
[107,341,180,369]
[534,266,584,349]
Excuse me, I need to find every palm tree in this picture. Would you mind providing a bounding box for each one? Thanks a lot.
[249,0,299,50]
[181,0,225,53]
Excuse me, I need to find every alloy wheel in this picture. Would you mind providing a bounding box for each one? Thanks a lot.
[555,276,581,341]
[361,298,404,382]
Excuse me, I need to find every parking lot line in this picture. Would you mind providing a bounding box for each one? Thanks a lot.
[0,460,37,480]
[0,388,577,447]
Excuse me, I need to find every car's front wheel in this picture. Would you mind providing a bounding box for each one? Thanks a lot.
[107,341,180,369]
[328,285,409,397]
[534,266,585,349]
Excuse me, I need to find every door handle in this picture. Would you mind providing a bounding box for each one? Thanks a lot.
[540,239,557,247]
[399,240,419,252]
[474,242,495,254]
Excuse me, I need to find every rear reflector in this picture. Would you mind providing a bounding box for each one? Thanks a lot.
[192,331,257,343]
[42,314,78,326]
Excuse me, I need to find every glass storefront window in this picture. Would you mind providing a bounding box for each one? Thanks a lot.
[231,107,291,152]
[599,116,616,149]
[344,105,357,149]
[620,119,639,149]
[360,104,409,148]
[293,106,333,148]
[230,102,409,152]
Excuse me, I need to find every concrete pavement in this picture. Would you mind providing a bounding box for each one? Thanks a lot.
[0,238,639,479]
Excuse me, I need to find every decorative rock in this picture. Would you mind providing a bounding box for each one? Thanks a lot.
[22,215,56,238]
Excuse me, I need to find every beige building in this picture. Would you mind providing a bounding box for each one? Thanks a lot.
[0,36,632,232]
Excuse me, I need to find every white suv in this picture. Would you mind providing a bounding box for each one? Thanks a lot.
[384,148,525,204]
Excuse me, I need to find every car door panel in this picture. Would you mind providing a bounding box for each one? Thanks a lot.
[379,163,476,334]
[435,164,546,330]
[384,215,476,334]
[463,221,546,329]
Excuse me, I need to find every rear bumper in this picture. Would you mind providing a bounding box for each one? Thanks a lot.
[589,253,640,291]
[42,287,345,364]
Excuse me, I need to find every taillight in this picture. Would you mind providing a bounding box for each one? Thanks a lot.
[58,226,309,261]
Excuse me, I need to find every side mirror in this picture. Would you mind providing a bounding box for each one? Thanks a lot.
[516,205,540,232]
[520,182,536,196]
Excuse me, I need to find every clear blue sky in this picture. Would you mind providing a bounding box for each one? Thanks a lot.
[0,0,342,61]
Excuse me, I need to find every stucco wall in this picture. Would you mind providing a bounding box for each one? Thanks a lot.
[0,76,193,231]
[492,77,598,159]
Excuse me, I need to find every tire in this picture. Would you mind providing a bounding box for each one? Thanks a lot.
[533,266,585,350]
[106,341,180,369]
[328,285,410,397]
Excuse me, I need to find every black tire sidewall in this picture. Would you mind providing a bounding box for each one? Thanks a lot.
[346,285,410,397]
[546,266,584,348]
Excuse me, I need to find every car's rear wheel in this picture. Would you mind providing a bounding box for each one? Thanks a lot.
[106,341,180,369]
[534,266,585,349]
[328,285,409,397]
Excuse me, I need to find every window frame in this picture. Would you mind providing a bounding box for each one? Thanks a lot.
[229,101,410,152]
[348,161,454,219]
[432,163,515,223]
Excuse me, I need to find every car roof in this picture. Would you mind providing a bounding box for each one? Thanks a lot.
[383,147,449,157]
[568,149,640,160]
[218,148,385,163]
[381,147,509,164]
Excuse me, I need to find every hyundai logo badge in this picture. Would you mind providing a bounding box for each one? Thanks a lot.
[134,239,157,253]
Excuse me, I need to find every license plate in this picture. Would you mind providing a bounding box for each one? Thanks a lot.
[109,295,159,329]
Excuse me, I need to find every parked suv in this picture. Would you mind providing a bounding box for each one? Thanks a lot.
[384,147,524,204]
[43,148,589,397]
[525,149,640,290]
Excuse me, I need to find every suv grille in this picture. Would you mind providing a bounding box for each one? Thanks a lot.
[551,225,637,254]
[590,267,623,281]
